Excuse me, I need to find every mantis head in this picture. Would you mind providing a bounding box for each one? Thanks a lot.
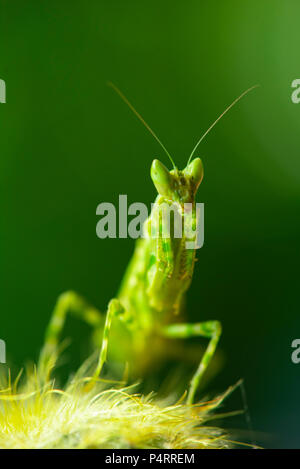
[108,82,258,203]
[151,158,203,203]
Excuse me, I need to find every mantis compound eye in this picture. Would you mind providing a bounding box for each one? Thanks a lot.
[150,159,174,197]
[184,158,203,194]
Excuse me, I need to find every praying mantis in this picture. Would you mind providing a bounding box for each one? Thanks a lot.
[38,83,258,404]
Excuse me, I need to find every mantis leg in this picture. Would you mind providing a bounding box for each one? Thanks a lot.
[38,290,124,380]
[151,200,175,278]
[92,298,124,380]
[162,320,222,404]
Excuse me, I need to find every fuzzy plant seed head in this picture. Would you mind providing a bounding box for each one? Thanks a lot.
[0,351,244,449]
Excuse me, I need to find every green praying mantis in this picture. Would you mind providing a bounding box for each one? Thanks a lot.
[38,83,258,404]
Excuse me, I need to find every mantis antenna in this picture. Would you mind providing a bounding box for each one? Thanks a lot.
[187,85,260,166]
[107,81,177,170]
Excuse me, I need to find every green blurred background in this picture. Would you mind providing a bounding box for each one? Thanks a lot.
[1,0,300,448]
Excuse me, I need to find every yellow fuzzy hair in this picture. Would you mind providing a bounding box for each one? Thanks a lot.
[0,350,243,449]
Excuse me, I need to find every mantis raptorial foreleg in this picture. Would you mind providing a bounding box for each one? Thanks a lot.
[38,291,125,382]
[162,320,222,404]
[157,206,175,278]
